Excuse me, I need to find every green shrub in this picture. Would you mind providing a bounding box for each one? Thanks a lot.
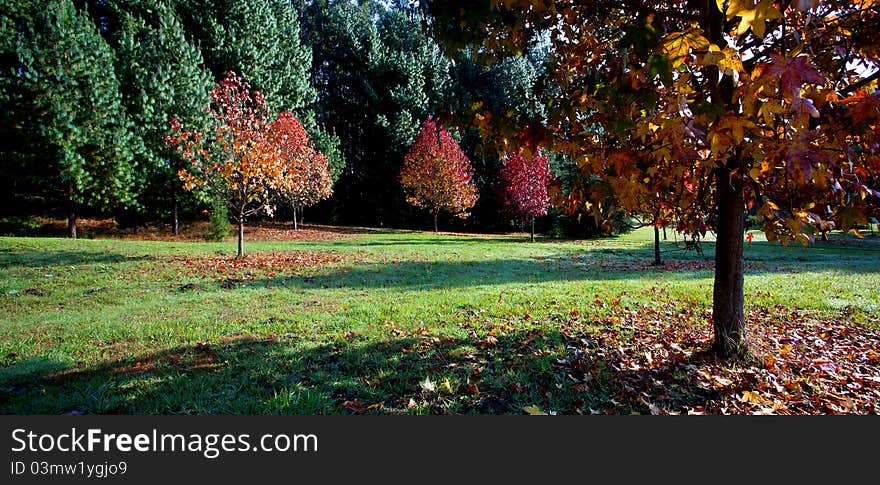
[205,197,231,242]
[0,216,43,236]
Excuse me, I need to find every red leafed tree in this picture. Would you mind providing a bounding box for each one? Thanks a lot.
[166,72,283,258]
[267,112,334,230]
[500,148,551,241]
[399,117,479,232]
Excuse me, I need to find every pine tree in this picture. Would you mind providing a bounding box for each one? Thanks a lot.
[17,0,136,238]
[180,0,315,113]
[114,2,212,235]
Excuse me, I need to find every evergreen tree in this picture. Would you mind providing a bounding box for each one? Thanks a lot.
[179,0,315,113]
[16,0,136,238]
[114,2,212,235]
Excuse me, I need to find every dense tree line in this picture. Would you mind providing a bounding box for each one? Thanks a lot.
[1,0,586,235]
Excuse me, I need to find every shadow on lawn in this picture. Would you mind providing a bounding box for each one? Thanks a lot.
[0,247,152,269]
[222,246,880,293]
[0,329,726,415]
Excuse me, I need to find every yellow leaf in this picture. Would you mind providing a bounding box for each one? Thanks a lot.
[740,391,765,404]
[441,377,454,394]
[734,0,782,38]
[523,405,548,415]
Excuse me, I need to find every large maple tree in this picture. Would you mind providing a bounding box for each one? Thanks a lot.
[426,0,880,356]
[399,117,479,232]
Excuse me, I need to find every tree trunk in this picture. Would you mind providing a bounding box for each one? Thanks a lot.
[531,217,535,243]
[712,168,746,358]
[663,226,667,240]
[653,225,662,266]
[433,210,439,233]
[67,208,77,239]
[172,183,179,237]
[237,213,245,259]
[67,185,77,239]
[292,205,298,231]
[300,207,304,225]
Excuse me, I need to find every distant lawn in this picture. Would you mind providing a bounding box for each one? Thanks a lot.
[1,225,878,415]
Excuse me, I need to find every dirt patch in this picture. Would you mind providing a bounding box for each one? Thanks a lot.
[22,287,49,296]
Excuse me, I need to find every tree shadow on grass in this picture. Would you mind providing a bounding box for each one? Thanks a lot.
[222,246,880,294]
[0,247,152,270]
[0,328,730,415]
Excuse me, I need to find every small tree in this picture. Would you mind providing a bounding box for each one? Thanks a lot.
[167,72,282,258]
[399,117,478,232]
[500,147,551,241]
[268,112,333,229]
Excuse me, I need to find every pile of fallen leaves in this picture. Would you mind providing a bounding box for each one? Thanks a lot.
[557,303,879,414]
[24,218,367,242]
[243,223,366,242]
[168,251,346,280]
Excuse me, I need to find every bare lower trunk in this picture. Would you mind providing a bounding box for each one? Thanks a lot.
[292,205,298,231]
[433,210,439,233]
[237,214,245,259]
[653,225,662,265]
[172,184,179,237]
[531,217,535,243]
[67,208,77,239]
[663,226,667,240]
[712,168,746,358]
[67,185,77,239]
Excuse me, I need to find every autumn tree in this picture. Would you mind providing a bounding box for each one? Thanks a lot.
[168,72,283,258]
[268,111,333,229]
[399,117,479,232]
[500,148,551,241]
[426,0,880,357]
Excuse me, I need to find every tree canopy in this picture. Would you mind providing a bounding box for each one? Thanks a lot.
[424,0,880,356]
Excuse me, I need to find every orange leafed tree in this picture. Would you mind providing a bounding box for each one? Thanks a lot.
[399,117,479,232]
[267,112,333,230]
[166,72,284,258]
[427,0,880,356]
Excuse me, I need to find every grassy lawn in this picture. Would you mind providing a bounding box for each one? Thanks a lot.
[1,225,878,414]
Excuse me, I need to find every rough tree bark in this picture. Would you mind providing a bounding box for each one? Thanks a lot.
[712,167,746,357]
[706,0,747,358]
[433,209,439,233]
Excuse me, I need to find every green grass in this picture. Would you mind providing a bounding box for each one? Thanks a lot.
[1,226,878,414]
